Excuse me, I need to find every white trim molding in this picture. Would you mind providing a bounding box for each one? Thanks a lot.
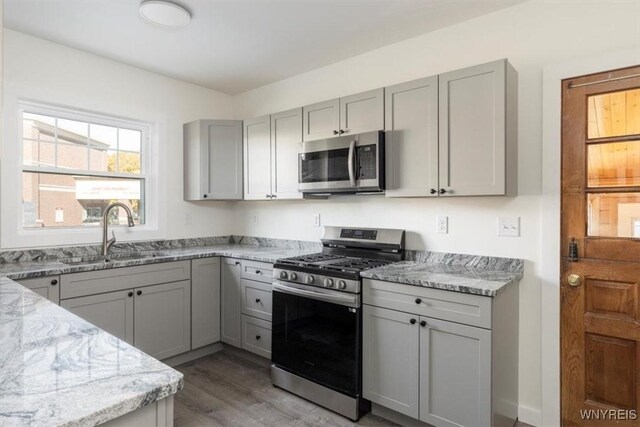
[541,48,640,427]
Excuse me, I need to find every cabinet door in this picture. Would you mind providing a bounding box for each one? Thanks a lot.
[134,280,191,360]
[302,98,340,142]
[17,276,60,304]
[362,305,419,418]
[61,290,134,345]
[271,108,303,200]
[340,88,384,136]
[205,120,243,200]
[385,77,439,197]
[244,115,272,200]
[439,59,507,196]
[419,317,491,427]
[191,257,221,350]
[221,258,243,347]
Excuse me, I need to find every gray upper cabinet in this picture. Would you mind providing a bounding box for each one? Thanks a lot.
[17,276,60,304]
[340,88,384,136]
[419,317,492,427]
[438,59,517,196]
[191,257,221,350]
[62,290,134,345]
[134,280,191,360]
[244,115,273,200]
[271,108,303,200]
[303,89,384,142]
[385,77,439,197]
[363,305,420,419]
[183,120,243,201]
[302,98,340,142]
[221,258,243,347]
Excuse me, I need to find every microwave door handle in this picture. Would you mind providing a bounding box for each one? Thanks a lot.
[348,140,356,187]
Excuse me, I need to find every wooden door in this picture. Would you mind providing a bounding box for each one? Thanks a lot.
[61,290,134,344]
[271,108,303,200]
[438,59,517,196]
[302,98,340,142]
[339,88,384,136]
[362,305,420,419]
[134,280,191,360]
[191,257,221,350]
[244,115,272,200]
[561,66,640,426]
[419,316,491,427]
[221,258,243,347]
[384,76,439,197]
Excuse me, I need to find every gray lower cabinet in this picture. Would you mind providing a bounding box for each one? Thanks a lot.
[221,258,243,347]
[191,257,221,349]
[363,278,518,427]
[16,276,60,304]
[62,290,134,345]
[362,305,419,418]
[134,280,191,360]
[241,279,272,321]
[183,119,243,201]
[241,315,272,359]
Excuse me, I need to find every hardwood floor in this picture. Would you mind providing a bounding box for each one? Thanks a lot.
[174,347,532,427]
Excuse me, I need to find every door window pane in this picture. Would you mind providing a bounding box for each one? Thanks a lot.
[587,141,640,187]
[588,88,640,139]
[588,193,640,238]
[22,172,144,228]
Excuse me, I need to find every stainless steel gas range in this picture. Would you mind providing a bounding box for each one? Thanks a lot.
[270,226,405,421]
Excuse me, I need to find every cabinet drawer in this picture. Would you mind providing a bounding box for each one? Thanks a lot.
[241,260,273,283]
[241,279,272,321]
[363,279,492,329]
[61,261,191,299]
[241,315,271,359]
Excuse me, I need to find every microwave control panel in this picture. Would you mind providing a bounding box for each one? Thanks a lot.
[357,145,377,179]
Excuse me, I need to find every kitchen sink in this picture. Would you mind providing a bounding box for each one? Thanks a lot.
[63,252,166,266]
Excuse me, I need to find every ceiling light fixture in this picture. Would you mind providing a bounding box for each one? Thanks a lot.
[139,1,191,27]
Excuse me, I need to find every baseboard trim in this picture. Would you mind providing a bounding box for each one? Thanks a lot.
[519,404,541,426]
[162,342,224,367]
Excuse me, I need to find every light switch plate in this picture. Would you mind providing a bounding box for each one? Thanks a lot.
[252,215,259,225]
[498,216,520,237]
[313,213,321,228]
[184,213,192,225]
[437,216,448,234]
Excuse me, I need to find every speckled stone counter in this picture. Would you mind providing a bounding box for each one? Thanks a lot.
[361,253,523,297]
[0,277,183,426]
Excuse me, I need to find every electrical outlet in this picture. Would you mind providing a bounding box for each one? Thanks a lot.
[498,216,520,237]
[184,213,192,225]
[437,216,448,234]
[313,213,321,228]
[252,215,259,225]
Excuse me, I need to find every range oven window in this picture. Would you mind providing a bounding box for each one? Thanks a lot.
[298,148,350,183]
[271,290,361,396]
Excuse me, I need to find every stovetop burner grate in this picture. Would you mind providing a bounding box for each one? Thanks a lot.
[277,253,392,273]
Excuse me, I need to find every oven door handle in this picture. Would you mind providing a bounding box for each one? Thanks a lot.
[348,140,356,187]
[273,282,359,308]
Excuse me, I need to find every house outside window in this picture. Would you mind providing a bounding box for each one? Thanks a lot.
[20,106,148,229]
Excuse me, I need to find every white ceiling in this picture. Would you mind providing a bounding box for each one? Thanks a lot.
[4,0,523,94]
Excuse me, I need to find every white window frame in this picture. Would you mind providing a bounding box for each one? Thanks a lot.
[2,100,161,247]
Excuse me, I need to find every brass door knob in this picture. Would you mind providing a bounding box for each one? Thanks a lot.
[567,273,582,287]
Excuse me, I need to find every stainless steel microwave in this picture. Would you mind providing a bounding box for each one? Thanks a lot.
[298,131,385,194]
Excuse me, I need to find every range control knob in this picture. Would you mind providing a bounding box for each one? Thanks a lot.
[324,278,334,288]
[289,272,298,280]
[337,280,347,290]
[305,275,315,284]
[279,271,288,280]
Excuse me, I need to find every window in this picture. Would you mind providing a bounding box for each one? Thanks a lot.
[21,106,148,229]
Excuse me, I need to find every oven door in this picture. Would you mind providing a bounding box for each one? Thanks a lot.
[271,281,361,397]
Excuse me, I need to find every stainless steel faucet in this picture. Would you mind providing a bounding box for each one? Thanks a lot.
[102,202,135,257]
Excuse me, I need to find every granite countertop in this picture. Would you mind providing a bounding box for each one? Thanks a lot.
[0,277,183,426]
[0,244,318,281]
[360,260,523,297]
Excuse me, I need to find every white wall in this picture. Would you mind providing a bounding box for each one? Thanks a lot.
[1,29,237,248]
[233,1,640,425]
